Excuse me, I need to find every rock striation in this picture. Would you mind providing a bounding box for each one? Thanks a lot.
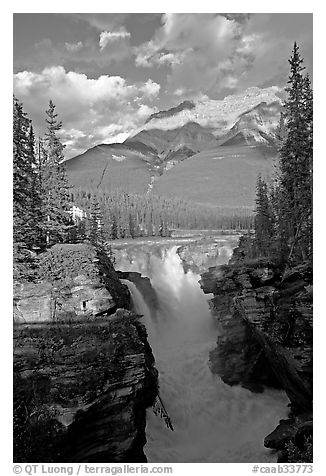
[14,310,158,462]
[14,244,130,323]
[177,235,239,274]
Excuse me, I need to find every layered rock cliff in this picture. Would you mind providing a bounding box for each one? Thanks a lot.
[177,234,239,274]
[200,240,312,459]
[14,244,130,323]
[14,310,158,462]
[13,243,158,463]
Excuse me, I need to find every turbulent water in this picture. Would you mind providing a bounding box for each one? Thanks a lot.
[115,238,289,463]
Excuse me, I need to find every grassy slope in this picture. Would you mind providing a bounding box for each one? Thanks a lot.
[153,145,277,210]
[65,143,156,193]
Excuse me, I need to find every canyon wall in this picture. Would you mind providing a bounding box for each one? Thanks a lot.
[13,244,158,463]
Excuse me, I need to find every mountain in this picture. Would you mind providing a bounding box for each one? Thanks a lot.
[221,101,282,146]
[131,86,283,139]
[153,144,277,209]
[65,142,160,193]
[126,121,219,170]
[65,86,282,210]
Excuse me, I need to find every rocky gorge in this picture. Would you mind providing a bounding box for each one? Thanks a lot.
[199,236,313,461]
[13,235,313,463]
[13,243,159,463]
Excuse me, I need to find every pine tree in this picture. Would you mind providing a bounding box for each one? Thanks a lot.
[87,194,114,260]
[13,97,41,279]
[27,125,43,247]
[40,100,74,246]
[110,213,118,240]
[254,175,274,255]
[88,195,105,248]
[275,111,287,148]
[278,42,313,263]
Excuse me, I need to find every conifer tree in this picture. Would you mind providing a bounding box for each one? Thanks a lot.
[254,175,274,255]
[87,194,114,260]
[40,100,74,246]
[110,213,118,240]
[13,97,41,278]
[278,42,313,263]
[27,124,43,246]
[88,195,105,248]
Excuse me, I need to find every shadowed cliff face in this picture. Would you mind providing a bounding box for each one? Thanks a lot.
[14,311,158,463]
[200,258,312,412]
[200,249,312,457]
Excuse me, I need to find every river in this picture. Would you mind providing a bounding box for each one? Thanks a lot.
[113,236,289,463]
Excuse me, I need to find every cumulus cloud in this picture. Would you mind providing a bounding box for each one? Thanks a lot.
[133,13,312,100]
[134,14,238,63]
[13,66,161,157]
[133,14,240,96]
[136,104,158,118]
[139,79,161,98]
[173,88,186,97]
[99,28,131,51]
[64,41,83,52]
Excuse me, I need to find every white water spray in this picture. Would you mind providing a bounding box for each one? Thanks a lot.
[118,241,289,463]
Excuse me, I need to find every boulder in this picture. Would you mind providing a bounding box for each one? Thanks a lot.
[264,419,297,449]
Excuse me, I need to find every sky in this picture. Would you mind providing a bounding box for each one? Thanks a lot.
[13,13,313,158]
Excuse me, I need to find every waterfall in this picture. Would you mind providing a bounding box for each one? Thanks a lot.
[116,240,290,463]
[122,280,151,320]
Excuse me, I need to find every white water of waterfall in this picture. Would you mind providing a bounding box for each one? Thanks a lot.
[118,242,289,463]
[121,280,153,331]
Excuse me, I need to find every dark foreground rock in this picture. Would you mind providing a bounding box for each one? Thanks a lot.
[200,239,312,460]
[13,310,158,463]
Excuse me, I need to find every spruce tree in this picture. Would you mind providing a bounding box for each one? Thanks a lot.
[13,97,41,279]
[40,100,74,246]
[87,194,114,261]
[254,175,274,255]
[279,42,313,263]
[27,125,43,246]
[88,195,105,248]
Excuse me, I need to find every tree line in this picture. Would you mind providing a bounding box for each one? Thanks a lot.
[253,43,312,267]
[71,188,254,242]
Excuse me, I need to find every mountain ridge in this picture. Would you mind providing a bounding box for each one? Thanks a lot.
[65,86,282,212]
[145,100,195,124]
